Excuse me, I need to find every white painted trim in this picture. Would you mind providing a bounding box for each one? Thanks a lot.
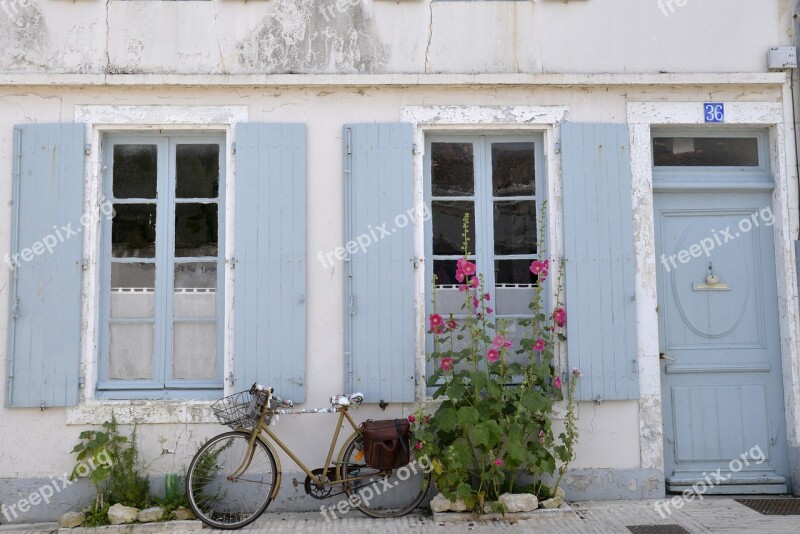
[400,105,569,402]
[70,105,248,425]
[0,72,788,88]
[626,100,800,474]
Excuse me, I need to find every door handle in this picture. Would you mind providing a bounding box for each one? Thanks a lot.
[659,352,676,362]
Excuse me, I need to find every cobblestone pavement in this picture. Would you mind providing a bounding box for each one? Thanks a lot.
[2,498,799,533]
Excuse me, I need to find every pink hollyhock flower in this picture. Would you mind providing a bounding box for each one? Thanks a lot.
[486,348,499,363]
[530,260,547,274]
[534,338,546,351]
[493,335,505,348]
[472,296,480,309]
[553,307,567,328]
[503,339,512,348]
[455,269,465,283]
[538,429,546,444]
[572,367,582,376]
[415,441,423,450]
[440,357,454,372]
[407,414,415,423]
[447,319,458,330]
[539,269,549,283]
[429,314,443,330]
[554,376,562,388]
[457,257,467,269]
[458,284,468,292]
[486,307,493,314]
[435,324,446,335]
[494,458,504,467]
[425,415,431,424]
[484,293,491,301]
[461,261,476,276]
[469,276,480,289]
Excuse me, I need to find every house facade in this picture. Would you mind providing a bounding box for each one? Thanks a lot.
[2,0,800,522]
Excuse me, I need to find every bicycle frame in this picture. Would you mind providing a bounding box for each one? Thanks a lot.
[228,400,378,500]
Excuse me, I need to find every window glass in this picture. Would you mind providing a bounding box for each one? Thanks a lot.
[653,137,759,166]
[431,142,475,196]
[492,142,535,196]
[104,137,223,393]
[113,145,157,199]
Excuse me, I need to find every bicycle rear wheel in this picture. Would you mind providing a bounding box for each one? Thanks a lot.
[338,432,432,518]
[186,431,277,529]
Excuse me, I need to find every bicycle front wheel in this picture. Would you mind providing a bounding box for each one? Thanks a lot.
[338,432,432,518]
[186,431,277,529]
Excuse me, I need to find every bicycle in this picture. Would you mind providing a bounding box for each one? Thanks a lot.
[186,384,432,529]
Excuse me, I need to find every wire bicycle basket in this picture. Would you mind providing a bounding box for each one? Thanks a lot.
[211,390,270,429]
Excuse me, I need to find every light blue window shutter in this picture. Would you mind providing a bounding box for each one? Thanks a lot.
[561,123,639,401]
[344,123,415,403]
[6,124,85,408]
[234,124,306,402]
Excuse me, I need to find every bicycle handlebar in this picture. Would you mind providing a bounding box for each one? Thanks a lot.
[251,383,294,408]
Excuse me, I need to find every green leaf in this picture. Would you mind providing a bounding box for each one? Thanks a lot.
[456,406,480,427]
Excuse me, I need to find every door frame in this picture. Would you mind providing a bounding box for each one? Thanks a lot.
[627,100,800,495]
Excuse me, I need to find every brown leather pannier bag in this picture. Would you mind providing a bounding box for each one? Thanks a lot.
[360,419,411,469]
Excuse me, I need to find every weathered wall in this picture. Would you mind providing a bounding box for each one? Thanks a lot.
[0,82,790,521]
[0,0,791,75]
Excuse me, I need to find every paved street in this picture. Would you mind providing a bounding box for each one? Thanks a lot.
[1,498,799,533]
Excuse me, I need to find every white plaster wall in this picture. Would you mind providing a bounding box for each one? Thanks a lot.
[0,0,790,75]
[0,83,787,484]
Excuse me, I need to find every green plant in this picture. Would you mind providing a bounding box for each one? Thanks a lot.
[411,210,579,512]
[70,422,121,511]
[104,415,151,508]
[70,413,151,513]
[189,437,233,505]
[82,503,111,527]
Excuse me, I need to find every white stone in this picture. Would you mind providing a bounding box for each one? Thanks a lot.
[108,503,139,525]
[429,493,468,512]
[499,493,539,513]
[58,511,85,528]
[541,496,563,509]
[174,507,196,520]
[138,506,164,523]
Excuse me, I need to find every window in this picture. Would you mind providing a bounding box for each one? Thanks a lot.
[424,135,544,362]
[98,134,225,398]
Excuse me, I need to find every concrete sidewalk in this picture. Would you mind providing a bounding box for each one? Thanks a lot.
[1,498,799,533]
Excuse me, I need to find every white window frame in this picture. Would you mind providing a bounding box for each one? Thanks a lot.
[400,105,568,401]
[68,105,247,424]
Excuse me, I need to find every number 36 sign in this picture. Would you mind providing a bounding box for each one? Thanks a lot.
[704,103,725,123]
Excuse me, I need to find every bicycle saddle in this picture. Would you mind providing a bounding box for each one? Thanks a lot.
[330,392,365,406]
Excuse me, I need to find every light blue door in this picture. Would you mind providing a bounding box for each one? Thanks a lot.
[655,190,789,493]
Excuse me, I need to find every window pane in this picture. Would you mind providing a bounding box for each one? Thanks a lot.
[112,204,156,258]
[495,285,536,315]
[431,142,474,197]
[113,145,157,199]
[174,262,217,317]
[109,323,154,380]
[494,201,536,255]
[432,201,474,255]
[176,144,220,199]
[492,142,535,197]
[653,137,759,166]
[173,322,216,380]
[495,259,537,285]
[433,259,477,286]
[175,203,218,257]
[111,263,155,318]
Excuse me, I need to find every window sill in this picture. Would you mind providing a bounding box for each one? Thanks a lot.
[66,397,222,425]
